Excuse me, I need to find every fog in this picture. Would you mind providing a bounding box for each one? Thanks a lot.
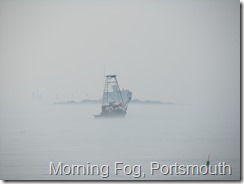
[0,0,240,180]
[0,0,240,108]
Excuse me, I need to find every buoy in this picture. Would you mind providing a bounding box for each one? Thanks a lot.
[206,154,210,166]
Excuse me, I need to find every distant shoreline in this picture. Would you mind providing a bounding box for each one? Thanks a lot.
[54,99,175,105]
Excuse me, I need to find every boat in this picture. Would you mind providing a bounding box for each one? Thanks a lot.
[94,75,132,118]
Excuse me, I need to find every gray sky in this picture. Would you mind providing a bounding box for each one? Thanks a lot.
[0,0,240,107]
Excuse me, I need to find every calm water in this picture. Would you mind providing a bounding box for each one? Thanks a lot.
[0,103,240,180]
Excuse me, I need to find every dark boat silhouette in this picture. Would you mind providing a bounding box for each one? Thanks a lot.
[94,75,132,118]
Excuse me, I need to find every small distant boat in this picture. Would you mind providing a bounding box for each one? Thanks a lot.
[94,75,132,118]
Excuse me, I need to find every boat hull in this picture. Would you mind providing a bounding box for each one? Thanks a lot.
[94,112,126,118]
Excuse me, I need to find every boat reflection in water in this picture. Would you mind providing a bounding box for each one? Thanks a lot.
[94,75,132,118]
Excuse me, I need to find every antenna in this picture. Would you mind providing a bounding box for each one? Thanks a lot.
[103,62,106,88]
[103,62,106,78]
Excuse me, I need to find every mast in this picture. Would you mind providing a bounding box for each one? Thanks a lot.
[114,76,125,109]
[102,75,125,108]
